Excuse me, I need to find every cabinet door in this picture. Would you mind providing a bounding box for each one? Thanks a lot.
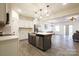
[0,39,18,56]
[28,34,36,46]
[31,36,36,46]
[36,36,43,49]
[44,35,51,50]
[0,3,6,26]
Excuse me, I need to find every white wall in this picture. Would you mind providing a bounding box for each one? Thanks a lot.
[19,20,33,28]
[73,21,79,32]
[10,10,19,36]
[53,24,64,35]
[19,15,33,40]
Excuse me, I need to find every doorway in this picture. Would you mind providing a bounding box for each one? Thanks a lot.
[64,25,73,37]
[69,25,73,37]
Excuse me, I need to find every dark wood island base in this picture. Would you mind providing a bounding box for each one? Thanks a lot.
[28,33,52,51]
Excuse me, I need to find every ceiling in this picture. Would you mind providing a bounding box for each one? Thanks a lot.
[10,3,79,19]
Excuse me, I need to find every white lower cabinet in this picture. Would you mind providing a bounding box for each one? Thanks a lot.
[0,38,18,56]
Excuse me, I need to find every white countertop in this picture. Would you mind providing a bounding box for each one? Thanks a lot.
[36,32,53,35]
[0,35,18,41]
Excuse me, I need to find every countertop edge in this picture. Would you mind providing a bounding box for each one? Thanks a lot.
[0,36,19,41]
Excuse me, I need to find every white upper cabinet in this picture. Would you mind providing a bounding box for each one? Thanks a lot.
[0,3,6,27]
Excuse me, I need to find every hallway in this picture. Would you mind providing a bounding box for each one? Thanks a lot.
[19,35,79,56]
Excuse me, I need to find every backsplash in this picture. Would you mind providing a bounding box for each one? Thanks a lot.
[2,24,12,35]
[0,24,12,35]
[0,27,3,32]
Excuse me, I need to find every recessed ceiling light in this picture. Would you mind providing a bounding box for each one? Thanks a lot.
[45,10,47,13]
[17,9,21,13]
[39,16,42,19]
[62,3,67,5]
[46,14,49,16]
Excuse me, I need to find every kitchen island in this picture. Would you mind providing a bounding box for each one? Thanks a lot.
[0,35,19,56]
[28,32,52,51]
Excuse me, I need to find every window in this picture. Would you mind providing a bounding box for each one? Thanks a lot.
[55,25,60,32]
